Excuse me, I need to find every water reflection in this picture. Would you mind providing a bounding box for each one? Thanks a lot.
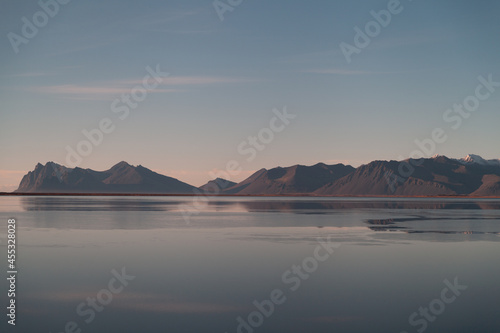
[2,196,500,333]
[20,196,183,211]
[7,196,500,238]
[365,215,500,235]
[19,196,500,212]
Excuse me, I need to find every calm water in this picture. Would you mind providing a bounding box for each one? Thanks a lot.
[1,196,500,333]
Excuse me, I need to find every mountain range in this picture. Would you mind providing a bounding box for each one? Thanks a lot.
[15,161,197,194]
[13,154,500,196]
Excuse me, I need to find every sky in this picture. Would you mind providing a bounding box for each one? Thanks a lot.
[1,0,500,190]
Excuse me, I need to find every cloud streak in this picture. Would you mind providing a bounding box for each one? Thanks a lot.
[27,76,256,101]
[26,291,247,314]
[304,69,383,75]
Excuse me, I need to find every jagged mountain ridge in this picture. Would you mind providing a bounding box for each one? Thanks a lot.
[15,154,500,196]
[314,156,500,196]
[16,161,197,193]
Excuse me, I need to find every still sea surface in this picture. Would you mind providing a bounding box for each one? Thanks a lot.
[1,196,499,333]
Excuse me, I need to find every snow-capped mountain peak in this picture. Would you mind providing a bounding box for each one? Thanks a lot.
[458,154,500,166]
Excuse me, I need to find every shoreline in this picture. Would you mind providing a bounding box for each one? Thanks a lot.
[1,192,500,199]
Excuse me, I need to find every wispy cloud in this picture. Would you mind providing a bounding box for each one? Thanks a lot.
[304,67,419,75]
[122,76,257,86]
[27,291,247,314]
[32,84,181,101]
[284,31,449,68]
[304,69,383,75]
[26,76,255,101]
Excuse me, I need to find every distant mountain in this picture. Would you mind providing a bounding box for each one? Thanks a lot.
[315,155,500,196]
[14,155,500,196]
[222,163,355,195]
[16,161,197,194]
[455,154,500,167]
[199,178,237,194]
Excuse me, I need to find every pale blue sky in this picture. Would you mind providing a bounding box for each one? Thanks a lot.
[1,0,500,190]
